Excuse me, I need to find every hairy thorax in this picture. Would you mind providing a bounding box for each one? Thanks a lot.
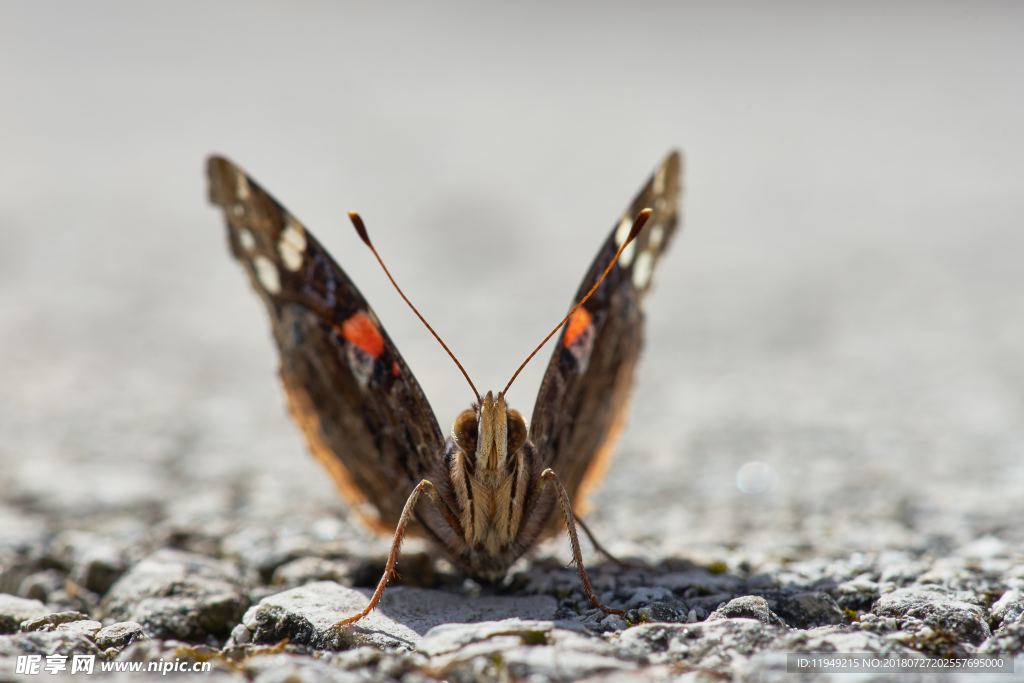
[447,392,530,570]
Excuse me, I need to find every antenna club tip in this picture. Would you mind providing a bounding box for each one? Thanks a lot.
[626,208,654,243]
[348,211,372,246]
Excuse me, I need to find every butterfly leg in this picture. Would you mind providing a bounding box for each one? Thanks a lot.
[540,468,624,616]
[332,478,455,627]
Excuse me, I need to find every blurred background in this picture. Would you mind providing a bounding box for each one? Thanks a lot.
[1,2,1022,563]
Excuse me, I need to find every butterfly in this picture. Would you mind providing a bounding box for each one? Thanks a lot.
[207,150,682,626]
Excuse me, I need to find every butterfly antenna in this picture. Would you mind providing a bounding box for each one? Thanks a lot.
[501,208,652,397]
[349,212,481,403]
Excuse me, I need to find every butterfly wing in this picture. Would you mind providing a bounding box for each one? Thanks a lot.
[529,150,683,513]
[207,156,446,533]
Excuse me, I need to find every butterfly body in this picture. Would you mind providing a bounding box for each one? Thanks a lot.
[443,391,551,579]
[208,151,682,621]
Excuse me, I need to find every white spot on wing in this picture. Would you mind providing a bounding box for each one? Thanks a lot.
[614,216,632,247]
[347,344,375,388]
[648,224,665,249]
[237,228,256,252]
[632,250,654,290]
[279,218,307,271]
[234,169,251,200]
[654,163,668,194]
[619,241,636,267]
[615,215,639,266]
[253,256,281,294]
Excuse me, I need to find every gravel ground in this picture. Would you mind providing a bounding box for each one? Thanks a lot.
[2,3,1024,681]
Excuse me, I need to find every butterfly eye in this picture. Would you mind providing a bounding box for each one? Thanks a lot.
[453,409,478,454]
[506,410,527,454]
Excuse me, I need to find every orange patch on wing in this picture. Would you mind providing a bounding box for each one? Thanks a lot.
[563,307,593,348]
[391,360,401,377]
[341,311,385,358]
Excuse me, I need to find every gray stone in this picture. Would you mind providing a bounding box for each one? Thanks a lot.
[101,549,250,643]
[19,610,90,632]
[766,590,847,627]
[270,556,356,588]
[982,620,1024,655]
[318,645,423,679]
[0,594,49,634]
[833,576,880,612]
[683,591,743,616]
[779,625,922,657]
[41,586,100,616]
[236,581,558,650]
[498,642,636,681]
[632,600,691,625]
[878,557,932,589]
[0,630,103,676]
[94,621,148,649]
[19,613,102,640]
[421,619,633,680]
[854,612,900,633]
[229,622,251,645]
[873,587,990,645]
[50,530,128,595]
[16,569,66,603]
[990,587,1024,627]
[417,619,562,656]
[74,546,127,596]
[615,619,786,671]
[707,596,786,626]
[55,619,103,639]
[599,613,628,631]
[220,522,363,582]
[0,629,102,656]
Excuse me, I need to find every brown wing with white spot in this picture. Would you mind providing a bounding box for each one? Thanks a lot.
[529,150,683,515]
[207,156,446,533]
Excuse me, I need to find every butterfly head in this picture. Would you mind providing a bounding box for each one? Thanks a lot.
[452,391,527,471]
